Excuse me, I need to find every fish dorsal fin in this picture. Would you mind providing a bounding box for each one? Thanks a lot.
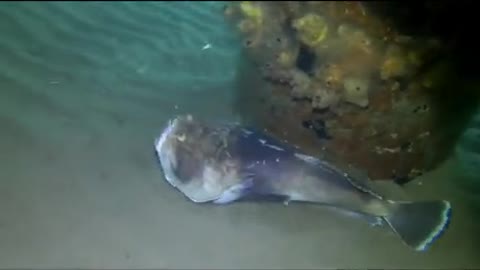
[294,153,385,199]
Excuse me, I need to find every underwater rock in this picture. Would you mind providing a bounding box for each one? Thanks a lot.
[295,45,316,75]
[302,119,332,140]
[392,174,412,186]
[227,1,469,181]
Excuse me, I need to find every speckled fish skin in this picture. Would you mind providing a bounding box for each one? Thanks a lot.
[223,124,385,214]
[154,115,452,252]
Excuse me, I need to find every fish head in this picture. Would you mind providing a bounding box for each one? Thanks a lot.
[154,115,244,203]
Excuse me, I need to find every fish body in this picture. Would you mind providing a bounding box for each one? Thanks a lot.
[154,115,452,251]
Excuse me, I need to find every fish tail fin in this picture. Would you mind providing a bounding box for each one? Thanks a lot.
[383,200,452,251]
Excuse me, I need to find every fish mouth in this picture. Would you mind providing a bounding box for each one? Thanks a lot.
[154,118,174,155]
[154,117,181,188]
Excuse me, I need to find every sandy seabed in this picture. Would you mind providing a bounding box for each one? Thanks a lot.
[0,2,478,269]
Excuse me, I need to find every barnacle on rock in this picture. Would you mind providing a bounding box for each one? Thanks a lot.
[235,2,266,45]
[289,69,313,98]
[337,24,374,55]
[343,76,370,108]
[239,1,263,26]
[312,87,340,110]
[237,19,257,33]
[315,63,344,90]
[292,14,328,48]
[277,50,298,69]
[380,45,409,80]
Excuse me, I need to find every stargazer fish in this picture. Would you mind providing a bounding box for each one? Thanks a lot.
[154,114,452,251]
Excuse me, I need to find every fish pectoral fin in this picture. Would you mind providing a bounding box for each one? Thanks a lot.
[213,177,254,204]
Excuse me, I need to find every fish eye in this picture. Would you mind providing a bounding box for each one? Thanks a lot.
[176,134,186,142]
